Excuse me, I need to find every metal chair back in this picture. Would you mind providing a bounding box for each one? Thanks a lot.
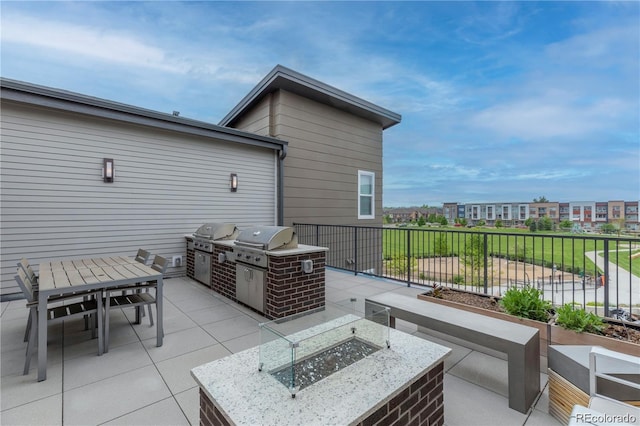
[17,258,38,284]
[151,255,169,274]
[135,249,151,264]
[14,269,35,303]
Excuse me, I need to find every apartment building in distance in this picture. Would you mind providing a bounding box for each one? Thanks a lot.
[384,199,640,231]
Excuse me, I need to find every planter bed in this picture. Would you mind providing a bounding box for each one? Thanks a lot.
[418,288,640,357]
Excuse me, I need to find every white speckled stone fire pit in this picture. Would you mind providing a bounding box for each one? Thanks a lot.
[191,305,451,426]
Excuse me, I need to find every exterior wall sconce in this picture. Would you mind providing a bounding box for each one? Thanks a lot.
[103,158,114,183]
[230,173,238,192]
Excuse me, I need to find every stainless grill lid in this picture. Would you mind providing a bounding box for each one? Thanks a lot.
[235,226,297,250]
[193,223,238,240]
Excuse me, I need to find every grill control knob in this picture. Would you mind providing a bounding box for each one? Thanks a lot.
[254,257,261,262]
[245,255,251,260]
[237,253,242,258]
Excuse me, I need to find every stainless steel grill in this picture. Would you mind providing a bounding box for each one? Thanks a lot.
[234,226,297,251]
[192,223,238,287]
[233,226,297,268]
[193,223,238,253]
[233,226,297,313]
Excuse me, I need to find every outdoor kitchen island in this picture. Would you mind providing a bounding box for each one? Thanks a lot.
[186,225,328,319]
[191,311,451,426]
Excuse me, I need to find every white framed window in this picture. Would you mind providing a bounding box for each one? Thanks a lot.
[358,170,375,219]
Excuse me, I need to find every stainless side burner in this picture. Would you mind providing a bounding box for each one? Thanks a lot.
[192,222,238,286]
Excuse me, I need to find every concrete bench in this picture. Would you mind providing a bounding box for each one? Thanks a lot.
[365,292,540,414]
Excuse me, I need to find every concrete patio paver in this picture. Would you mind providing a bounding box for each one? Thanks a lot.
[1,269,561,425]
[63,364,171,425]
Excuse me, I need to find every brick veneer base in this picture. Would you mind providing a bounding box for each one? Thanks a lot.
[199,362,445,426]
[264,251,326,320]
[199,389,231,426]
[186,241,327,320]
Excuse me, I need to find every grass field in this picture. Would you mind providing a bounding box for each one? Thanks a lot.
[382,226,639,277]
[603,249,640,276]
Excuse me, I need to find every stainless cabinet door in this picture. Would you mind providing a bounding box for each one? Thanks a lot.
[195,252,211,285]
[235,263,264,312]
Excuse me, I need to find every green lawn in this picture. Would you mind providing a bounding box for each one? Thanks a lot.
[603,249,640,276]
[382,227,638,277]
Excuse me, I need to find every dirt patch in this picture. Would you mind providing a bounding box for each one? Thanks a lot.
[430,287,505,313]
[414,256,587,287]
[426,287,640,345]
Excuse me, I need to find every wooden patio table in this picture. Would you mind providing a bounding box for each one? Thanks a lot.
[36,256,164,381]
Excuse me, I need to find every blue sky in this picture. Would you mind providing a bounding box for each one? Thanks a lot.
[2,1,638,207]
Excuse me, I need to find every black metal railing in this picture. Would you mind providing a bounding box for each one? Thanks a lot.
[294,223,640,317]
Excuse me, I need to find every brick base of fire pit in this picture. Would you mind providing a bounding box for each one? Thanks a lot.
[199,365,445,426]
[193,327,449,426]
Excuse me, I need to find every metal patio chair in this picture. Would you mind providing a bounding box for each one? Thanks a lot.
[104,255,168,352]
[135,248,151,265]
[14,268,103,375]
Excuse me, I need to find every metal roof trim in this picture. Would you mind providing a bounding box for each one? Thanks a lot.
[219,65,402,130]
[0,77,287,151]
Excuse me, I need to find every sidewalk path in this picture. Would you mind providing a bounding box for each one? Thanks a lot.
[585,249,639,310]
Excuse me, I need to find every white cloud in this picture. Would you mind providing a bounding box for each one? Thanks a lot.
[469,94,632,140]
[545,23,638,67]
[2,14,190,73]
[1,12,270,87]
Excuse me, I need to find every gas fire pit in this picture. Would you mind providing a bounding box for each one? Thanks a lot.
[191,299,452,426]
[258,300,391,397]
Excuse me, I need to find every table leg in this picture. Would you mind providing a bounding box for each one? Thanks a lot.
[37,294,47,381]
[97,291,104,355]
[157,277,163,347]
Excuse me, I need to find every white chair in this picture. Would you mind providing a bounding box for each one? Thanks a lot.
[568,347,640,425]
[14,268,103,375]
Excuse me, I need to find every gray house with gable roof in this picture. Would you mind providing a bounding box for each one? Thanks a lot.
[0,65,400,296]
[220,65,401,228]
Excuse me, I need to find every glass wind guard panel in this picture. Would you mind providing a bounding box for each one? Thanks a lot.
[259,322,295,389]
[259,300,390,396]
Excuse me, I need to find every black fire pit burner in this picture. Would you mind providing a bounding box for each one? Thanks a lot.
[270,337,379,392]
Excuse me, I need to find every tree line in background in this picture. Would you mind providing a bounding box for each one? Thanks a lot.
[384,214,624,235]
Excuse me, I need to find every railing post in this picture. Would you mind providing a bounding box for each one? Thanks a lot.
[603,239,609,317]
[354,227,359,276]
[315,225,319,247]
[406,230,411,287]
[483,233,488,294]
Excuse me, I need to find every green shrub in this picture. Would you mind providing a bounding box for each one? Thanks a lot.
[554,304,604,334]
[384,256,416,276]
[500,286,552,322]
[453,275,464,284]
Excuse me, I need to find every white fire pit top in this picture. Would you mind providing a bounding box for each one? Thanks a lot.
[191,318,450,425]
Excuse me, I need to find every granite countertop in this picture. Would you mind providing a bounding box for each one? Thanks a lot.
[191,320,451,425]
[262,243,328,256]
[184,235,328,256]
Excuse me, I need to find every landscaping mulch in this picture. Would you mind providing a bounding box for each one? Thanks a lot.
[426,287,640,345]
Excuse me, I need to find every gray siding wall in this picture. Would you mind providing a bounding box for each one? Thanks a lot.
[0,100,276,295]
[276,90,383,227]
[229,89,384,273]
[232,95,271,136]
[230,90,383,228]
